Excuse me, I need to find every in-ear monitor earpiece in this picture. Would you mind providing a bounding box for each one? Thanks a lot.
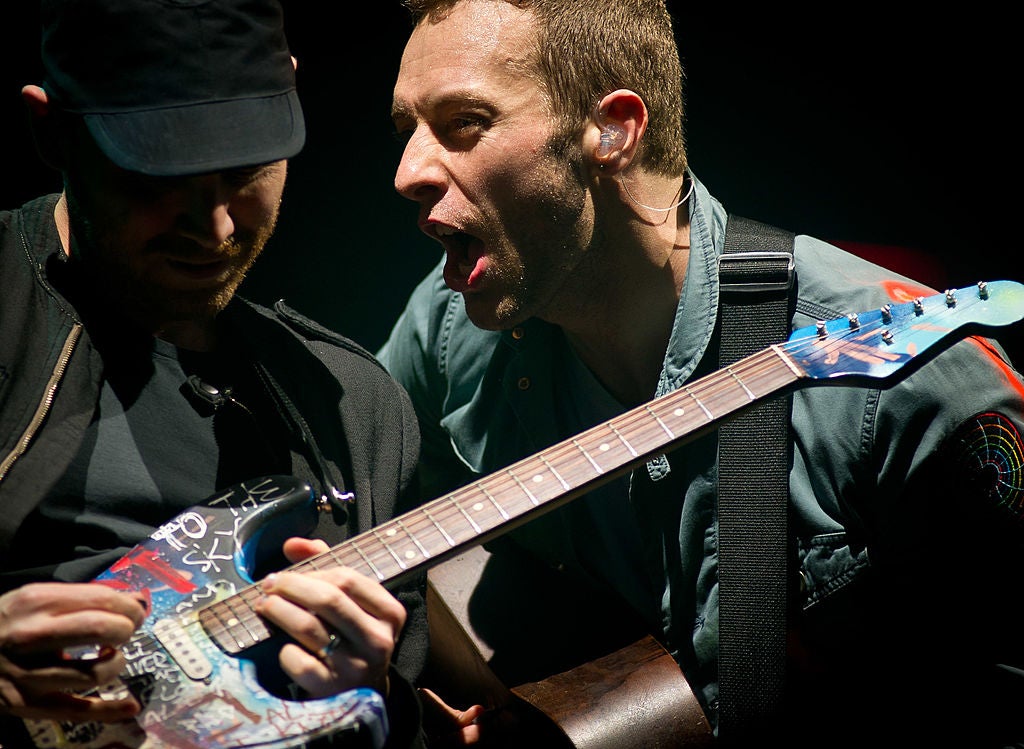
[596,123,625,158]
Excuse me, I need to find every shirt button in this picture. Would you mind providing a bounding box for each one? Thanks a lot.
[517,377,531,390]
[512,327,524,340]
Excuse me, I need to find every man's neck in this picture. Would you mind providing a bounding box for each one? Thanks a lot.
[557,217,690,407]
[157,323,220,352]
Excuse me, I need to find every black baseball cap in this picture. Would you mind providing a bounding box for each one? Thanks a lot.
[40,0,306,176]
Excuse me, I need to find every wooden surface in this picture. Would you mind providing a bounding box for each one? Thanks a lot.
[424,545,713,748]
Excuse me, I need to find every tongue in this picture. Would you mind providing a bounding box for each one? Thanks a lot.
[443,238,487,292]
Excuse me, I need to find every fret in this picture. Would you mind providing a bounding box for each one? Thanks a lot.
[452,495,483,535]
[395,517,429,558]
[591,436,618,472]
[647,395,686,434]
[303,554,327,571]
[749,348,801,397]
[727,366,756,400]
[219,602,252,650]
[608,423,638,457]
[423,505,457,547]
[479,482,511,521]
[323,546,357,576]
[508,468,539,506]
[350,539,385,581]
[572,436,605,473]
[684,385,713,420]
[771,343,805,378]
[201,597,268,654]
[696,373,742,415]
[614,408,677,457]
[198,608,226,651]
[395,521,430,567]
[372,527,408,570]
[539,453,571,490]
[231,598,270,645]
[645,403,676,439]
[379,523,402,547]
[235,587,266,632]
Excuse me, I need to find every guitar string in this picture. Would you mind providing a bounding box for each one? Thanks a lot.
[310,293,968,582]
[317,340,897,581]
[223,317,869,630]
[322,355,773,578]
[249,289,979,596]
[306,289,980,581]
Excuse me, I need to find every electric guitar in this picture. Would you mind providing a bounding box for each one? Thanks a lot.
[23,280,1024,749]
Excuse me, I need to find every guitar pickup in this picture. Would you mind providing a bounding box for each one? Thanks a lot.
[153,615,214,681]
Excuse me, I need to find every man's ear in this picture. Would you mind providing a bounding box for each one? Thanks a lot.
[587,89,648,176]
[21,84,67,170]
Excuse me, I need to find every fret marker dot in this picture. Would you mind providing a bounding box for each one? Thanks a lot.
[473,502,484,512]
[600,443,610,451]
[404,550,417,560]
[386,528,398,536]
[532,474,543,483]
[674,408,684,417]
[227,618,239,627]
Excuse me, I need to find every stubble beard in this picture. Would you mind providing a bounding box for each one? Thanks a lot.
[482,141,593,331]
[64,185,277,333]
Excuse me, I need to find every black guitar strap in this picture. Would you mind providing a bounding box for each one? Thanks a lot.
[716,215,796,742]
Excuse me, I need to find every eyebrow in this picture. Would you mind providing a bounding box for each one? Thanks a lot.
[391,90,496,122]
[391,101,414,122]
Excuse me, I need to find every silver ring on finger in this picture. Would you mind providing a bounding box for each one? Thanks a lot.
[316,630,342,661]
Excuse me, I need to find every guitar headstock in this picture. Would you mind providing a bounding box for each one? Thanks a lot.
[787,280,1024,383]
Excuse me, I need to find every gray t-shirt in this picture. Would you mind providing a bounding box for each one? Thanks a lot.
[4,336,289,585]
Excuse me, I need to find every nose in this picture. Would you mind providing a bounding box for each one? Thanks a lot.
[176,175,236,248]
[394,126,448,203]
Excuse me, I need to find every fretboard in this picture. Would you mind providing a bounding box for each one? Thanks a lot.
[311,345,803,586]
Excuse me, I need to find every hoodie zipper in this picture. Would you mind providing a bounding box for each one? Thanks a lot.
[0,324,82,483]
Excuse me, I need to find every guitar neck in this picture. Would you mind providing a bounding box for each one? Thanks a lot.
[314,345,802,584]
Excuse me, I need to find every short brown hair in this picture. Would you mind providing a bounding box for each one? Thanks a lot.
[401,0,687,177]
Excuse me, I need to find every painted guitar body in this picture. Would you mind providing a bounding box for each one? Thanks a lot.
[25,476,387,749]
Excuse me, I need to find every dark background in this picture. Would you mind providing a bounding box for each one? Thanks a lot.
[4,3,1021,357]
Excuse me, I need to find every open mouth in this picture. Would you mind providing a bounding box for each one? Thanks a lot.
[436,225,474,261]
[433,224,486,292]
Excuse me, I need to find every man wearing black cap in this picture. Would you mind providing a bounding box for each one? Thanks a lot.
[0,1,427,747]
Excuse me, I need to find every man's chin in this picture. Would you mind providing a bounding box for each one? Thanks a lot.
[462,295,526,332]
[173,284,239,319]
[123,282,239,335]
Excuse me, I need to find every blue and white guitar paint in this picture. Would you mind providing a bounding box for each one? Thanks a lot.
[25,476,387,749]
[26,280,1024,748]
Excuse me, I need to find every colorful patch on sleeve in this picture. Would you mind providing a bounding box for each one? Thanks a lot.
[945,412,1024,521]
